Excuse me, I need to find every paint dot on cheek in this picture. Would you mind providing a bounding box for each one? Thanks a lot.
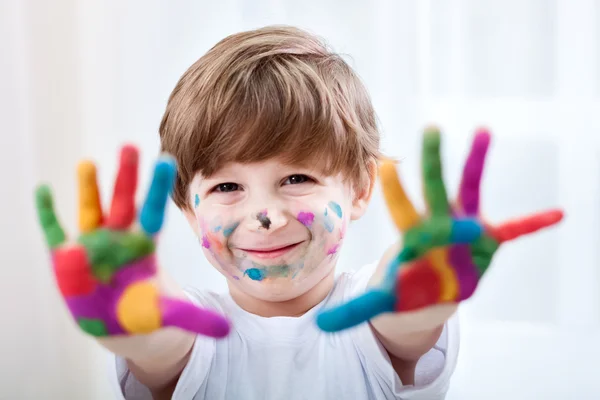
[201,236,211,249]
[194,194,200,208]
[328,201,343,218]
[297,212,315,227]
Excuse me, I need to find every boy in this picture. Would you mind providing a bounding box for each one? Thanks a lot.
[35,26,562,399]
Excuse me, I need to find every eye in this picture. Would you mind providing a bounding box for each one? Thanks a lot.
[284,174,312,185]
[214,182,239,193]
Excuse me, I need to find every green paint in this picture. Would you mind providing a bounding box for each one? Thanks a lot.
[35,185,66,249]
[78,318,108,337]
[470,235,499,275]
[422,129,449,217]
[78,229,155,282]
[403,217,453,258]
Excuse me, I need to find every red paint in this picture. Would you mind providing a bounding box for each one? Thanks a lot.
[106,145,139,229]
[490,209,563,243]
[53,247,96,296]
[395,259,441,312]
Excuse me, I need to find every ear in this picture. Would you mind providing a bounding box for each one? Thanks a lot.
[350,159,377,221]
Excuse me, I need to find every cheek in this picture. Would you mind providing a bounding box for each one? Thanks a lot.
[294,200,348,255]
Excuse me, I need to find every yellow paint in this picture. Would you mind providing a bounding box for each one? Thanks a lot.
[77,161,103,232]
[379,160,420,232]
[116,282,162,334]
[427,249,458,301]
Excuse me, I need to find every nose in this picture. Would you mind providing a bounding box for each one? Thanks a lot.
[243,205,290,233]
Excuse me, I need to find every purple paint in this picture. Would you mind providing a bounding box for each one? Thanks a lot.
[160,297,229,337]
[202,235,211,249]
[64,256,157,335]
[459,130,490,216]
[448,245,479,300]
[297,212,315,227]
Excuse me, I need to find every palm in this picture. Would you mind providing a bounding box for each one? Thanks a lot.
[317,128,563,332]
[35,145,230,338]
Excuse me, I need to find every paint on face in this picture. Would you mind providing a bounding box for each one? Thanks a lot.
[328,201,343,218]
[323,208,335,233]
[201,236,211,249]
[327,243,340,256]
[223,222,240,238]
[194,194,200,208]
[297,211,315,227]
[256,209,271,230]
[244,264,291,281]
[213,225,222,233]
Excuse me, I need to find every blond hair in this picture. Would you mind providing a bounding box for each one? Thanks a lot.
[159,25,380,210]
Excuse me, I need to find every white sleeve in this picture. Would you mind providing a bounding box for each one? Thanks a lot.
[345,263,460,400]
[107,289,222,400]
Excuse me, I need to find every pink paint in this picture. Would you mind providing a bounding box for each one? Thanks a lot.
[201,235,211,249]
[297,212,315,227]
[327,244,340,255]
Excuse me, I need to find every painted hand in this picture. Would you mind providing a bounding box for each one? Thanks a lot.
[35,145,230,338]
[316,127,564,332]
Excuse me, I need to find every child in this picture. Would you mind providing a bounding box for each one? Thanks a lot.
[35,25,562,400]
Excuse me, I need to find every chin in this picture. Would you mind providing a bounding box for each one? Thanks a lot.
[242,276,314,302]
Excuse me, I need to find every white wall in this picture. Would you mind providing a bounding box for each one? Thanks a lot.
[1,0,599,398]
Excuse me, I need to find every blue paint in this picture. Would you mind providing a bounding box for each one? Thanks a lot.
[323,209,334,233]
[140,156,176,235]
[223,222,240,237]
[450,219,482,243]
[194,194,200,208]
[328,201,343,218]
[213,225,222,233]
[316,289,396,332]
[244,268,266,281]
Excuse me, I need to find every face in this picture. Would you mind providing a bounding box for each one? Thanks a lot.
[184,159,372,302]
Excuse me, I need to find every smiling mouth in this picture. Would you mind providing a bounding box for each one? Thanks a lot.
[240,242,303,259]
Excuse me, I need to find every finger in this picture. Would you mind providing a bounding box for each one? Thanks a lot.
[489,209,564,243]
[316,289,396,332]
[422,127,450,217]
[160,297,231,338]
[106,145,139,230]
[35,185,67,249]
[78,161,103,232]
[379,160,420,232]
[458,128,491,216]
[140,155,177,235]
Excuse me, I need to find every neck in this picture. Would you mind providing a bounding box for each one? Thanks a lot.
[228,270,335,317]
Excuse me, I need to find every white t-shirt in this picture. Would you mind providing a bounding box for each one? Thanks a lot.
[109,263,459,399]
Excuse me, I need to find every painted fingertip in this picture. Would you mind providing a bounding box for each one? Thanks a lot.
[450,219,483,243]
[316,290,395,333]
[120,144,139,164]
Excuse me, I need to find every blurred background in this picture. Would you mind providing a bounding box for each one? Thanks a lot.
[1,0,599,398]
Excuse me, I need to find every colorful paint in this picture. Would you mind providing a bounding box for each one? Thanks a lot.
[194,194,200,208]
[244,264,291,281]
[328,201,343,218]
[297,212,315,227]
[316,127,565,333]
[256,209,271,229]
[322,208,335,233]
[34,145,230,339]
[223,221,240,238]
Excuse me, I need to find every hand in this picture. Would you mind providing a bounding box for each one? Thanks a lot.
[35,145,230,338]
[316,127,564,332]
